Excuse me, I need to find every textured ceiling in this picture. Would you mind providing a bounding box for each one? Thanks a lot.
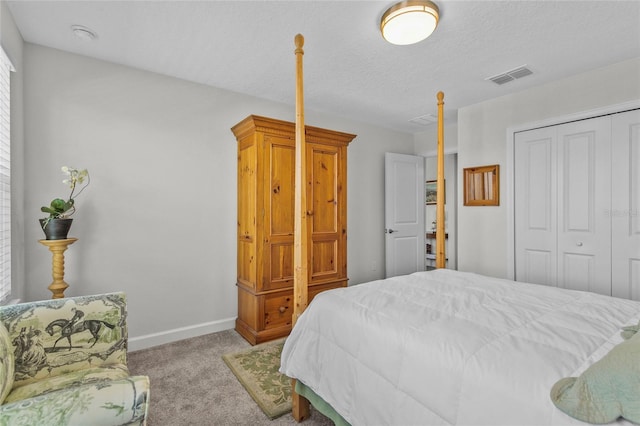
[6,0,640,133]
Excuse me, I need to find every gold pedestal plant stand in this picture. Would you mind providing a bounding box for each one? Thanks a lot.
[39,238,77,299]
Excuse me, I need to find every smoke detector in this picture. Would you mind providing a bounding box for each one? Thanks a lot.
[71,25,98,41]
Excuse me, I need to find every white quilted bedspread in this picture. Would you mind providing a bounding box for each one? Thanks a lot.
[280,269,640,425]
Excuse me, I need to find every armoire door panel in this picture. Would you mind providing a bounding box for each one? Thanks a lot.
[310,145,339,233]
[612,109,640,300]
[267,137,295,236]
[237,137,257,290]
[237,141,257,240]
[261,135,295,292]
[308,142,344,283]
[237,239,255,289]
[311,240,338,279]
[266,242,293,291]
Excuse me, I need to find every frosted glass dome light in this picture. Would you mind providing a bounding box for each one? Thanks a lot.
[381,1,439,45]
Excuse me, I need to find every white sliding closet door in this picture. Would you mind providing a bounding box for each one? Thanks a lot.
[612,109,640,300]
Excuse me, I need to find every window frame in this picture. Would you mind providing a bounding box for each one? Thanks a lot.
[0,46,14,304]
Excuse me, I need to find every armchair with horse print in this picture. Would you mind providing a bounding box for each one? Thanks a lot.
[0,292,149,425]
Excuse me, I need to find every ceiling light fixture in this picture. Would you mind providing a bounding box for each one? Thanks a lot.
[380,1,439,45]
[71,25,98,41]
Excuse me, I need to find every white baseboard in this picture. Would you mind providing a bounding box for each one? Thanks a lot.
[128,317,236,352]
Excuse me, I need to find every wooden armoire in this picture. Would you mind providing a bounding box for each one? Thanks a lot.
[231,115,356,344]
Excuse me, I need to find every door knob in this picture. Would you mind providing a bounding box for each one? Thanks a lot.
[576,242,583,247]
[386,229,398,234]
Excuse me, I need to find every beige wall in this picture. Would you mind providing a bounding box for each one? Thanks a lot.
[21,43,414,349]
[457,57,640,278]
[414,122,458,156]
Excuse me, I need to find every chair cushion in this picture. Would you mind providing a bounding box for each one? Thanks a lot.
[0,321,15,404]
[4,364,129,404]
[0,375,150,426]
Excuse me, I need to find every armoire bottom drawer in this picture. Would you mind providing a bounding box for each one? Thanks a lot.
[263,292,293,330]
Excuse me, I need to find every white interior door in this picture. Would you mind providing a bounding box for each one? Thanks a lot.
[612,109,640,300]
[385,153,425,278]
[515,117,612,295]
[514,127,558,286]
[556,117,612,295]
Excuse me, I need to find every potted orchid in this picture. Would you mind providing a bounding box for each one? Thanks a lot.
[40,166,90,240]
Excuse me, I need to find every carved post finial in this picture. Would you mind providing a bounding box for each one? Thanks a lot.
[295,34,304,53]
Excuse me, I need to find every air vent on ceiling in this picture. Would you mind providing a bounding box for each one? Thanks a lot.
[409,114,438,126]
[486,65,533,85]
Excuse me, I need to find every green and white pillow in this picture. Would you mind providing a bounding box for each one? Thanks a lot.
[621,321,640,340]
[550,326,640,424]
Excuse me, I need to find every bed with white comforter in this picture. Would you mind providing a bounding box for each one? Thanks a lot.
[280,269,640,425]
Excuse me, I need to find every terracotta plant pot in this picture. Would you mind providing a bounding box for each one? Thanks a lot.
[39,218,73,240]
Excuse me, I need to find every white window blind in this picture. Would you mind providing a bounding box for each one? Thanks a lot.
[0,47,14,304]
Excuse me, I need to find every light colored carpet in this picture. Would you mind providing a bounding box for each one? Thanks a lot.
[128,329,333,425]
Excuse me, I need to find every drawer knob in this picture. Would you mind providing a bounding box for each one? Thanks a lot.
[279,306,287,314]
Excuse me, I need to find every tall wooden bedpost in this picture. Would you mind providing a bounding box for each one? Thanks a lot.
[292,34,308,331]
[292,33,311,421]
[435,91,446,268]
